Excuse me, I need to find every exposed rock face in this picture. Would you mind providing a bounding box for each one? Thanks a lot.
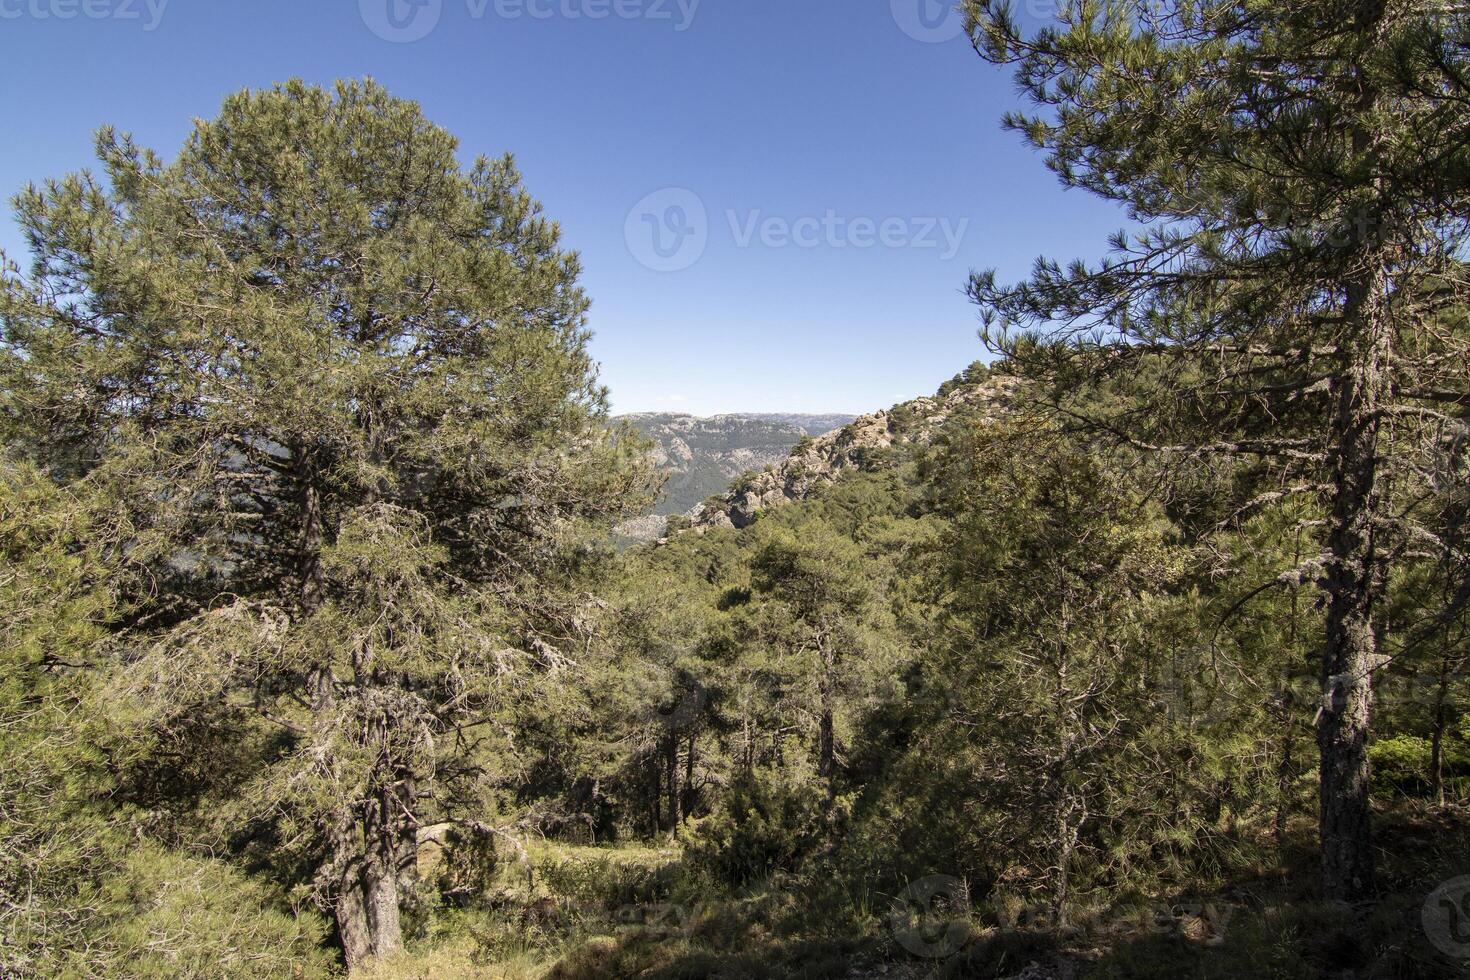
[613,412,858,541]
[686,376,1021,533]
[738,413,859,437]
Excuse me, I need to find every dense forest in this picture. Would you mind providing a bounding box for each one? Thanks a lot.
[5,1,1470,977]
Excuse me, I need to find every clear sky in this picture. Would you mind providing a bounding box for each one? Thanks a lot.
[0,0,1128,416]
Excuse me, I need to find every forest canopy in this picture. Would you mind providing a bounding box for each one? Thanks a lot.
[4,2,1470,973]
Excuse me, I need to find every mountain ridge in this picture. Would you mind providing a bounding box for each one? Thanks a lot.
[682,370,1020,535]
[613,412,858,541]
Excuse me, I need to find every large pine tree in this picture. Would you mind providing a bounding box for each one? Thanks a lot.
[0,79,651,968]
[965,0,1470,900]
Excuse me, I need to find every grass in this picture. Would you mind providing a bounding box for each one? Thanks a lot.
[366,802,1470,979]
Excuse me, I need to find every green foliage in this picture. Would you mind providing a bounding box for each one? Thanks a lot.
[1371,735,1434,796]
[965,0,1470,903]
[687,773,828,886]
[934,359,992,399]
[0,457,334,977]
[0,77,653,970]
[3,37,1470,973]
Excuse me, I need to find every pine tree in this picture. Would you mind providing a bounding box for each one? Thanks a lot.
[966,0,1470,901]
[741,522,882,799]
[922,418,1189,925]
[1,79,651,968]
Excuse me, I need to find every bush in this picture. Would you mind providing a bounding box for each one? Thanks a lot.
[1371,735,1433,796]
[686,773,827,886]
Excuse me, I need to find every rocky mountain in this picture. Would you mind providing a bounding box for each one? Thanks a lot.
[614,412,857,541]
[738,413,858,437]
[685,373,1021,534]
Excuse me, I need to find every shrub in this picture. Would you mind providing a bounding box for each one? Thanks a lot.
[1371,735,1433,796]
[686,773,827,886]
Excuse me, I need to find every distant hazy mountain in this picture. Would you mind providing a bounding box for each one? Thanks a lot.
[688,372,1020,533]
[614,412,857,541]
[738,413,857,437]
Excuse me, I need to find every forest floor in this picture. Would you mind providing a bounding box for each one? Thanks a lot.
[360,802,1470,979]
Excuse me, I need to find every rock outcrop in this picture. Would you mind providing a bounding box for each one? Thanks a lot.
[613,412,857,542]
[686,375,1020,533]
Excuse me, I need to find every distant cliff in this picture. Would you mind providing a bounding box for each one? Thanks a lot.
[737,413,859,437]
[685,374,1020,534]
[614,412,857,541]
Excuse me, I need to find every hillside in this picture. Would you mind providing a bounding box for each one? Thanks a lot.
[738,412,859,436]
[686,371,1020,532]
[615,412,855,540]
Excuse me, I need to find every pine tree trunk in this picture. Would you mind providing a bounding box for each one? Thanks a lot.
[364,867,402,961]
[649,756,662,834]
[1274,704,1294,845]
[1317,261,1389,903]
[1313,0,1393,906]
[1054,801,1075,930]
[331,844,403,971]
[681,732,697,818]
[665,733,682,830]
[741,709,754,772]
[817,707,835,785]
[335,855,374,973]
[817,643,837,797]
[1432,661,1451,806]
[327,813,375,974]
[364,787,404,960]
[396,773,420,898]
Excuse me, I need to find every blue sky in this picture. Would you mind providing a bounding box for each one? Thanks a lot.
[0,0,1127,416]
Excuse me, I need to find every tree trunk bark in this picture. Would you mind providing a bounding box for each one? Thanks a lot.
[364,786,404,960]
[741,705,755,772]
[1317,260,1389,903]
[664,733,681,831]
[817,707,835,787]
[1432,659,1451,806]
[1054,808,1075,930]
[1313,0,1393,906]
[817,644,837,798]
[331,840,403,972]
[1274,699,1294,845]
[681,732,697,818]
[335,852,374,973]
[649,754,662,835]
